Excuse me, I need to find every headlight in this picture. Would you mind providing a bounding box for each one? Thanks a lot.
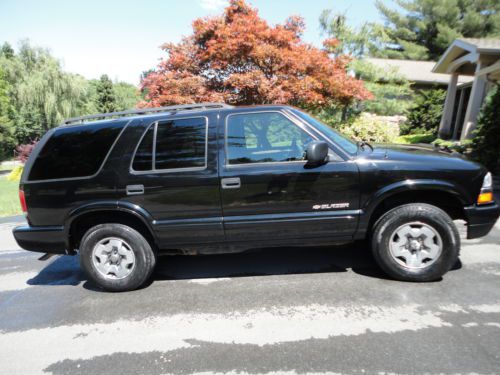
[477,172,494,205]
[482,172,492,190]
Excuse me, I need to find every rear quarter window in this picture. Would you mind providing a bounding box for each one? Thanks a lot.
[28,122,124,181]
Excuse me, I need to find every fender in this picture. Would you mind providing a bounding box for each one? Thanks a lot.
[63,200,157,248]
[356,179,469,237]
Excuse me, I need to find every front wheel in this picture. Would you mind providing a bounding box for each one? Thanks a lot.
[80,223,156,292]
[371,203,460,282]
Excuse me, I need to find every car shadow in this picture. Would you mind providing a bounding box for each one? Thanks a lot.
[27,240,461,288]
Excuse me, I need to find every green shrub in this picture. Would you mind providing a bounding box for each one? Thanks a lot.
[432,138,471,153]
[338,113,399,143]
[395,133,436,144]
[470,84,500,173]
[400,89,446,136]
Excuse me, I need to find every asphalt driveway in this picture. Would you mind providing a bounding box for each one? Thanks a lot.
[0,218,499,374]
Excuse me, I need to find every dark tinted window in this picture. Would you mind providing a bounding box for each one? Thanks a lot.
[155,117,207,170]
[226,112,314,165]
[29,123,123,181]
[132,125,154,171]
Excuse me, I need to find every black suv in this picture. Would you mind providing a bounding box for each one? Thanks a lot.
[13,103,499,291]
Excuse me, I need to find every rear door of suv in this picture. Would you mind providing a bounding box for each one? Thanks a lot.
[218,108,360,242]
[121,112,224,246]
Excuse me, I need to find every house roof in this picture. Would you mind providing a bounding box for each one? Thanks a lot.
[433,38,500,75]
[366,57,473,85]
[458,38,500,53]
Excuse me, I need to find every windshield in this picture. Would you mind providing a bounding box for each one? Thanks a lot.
[289,109,358,155]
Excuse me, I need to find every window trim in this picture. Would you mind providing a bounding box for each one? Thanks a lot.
[224,110,322,168]
[130,115,209,175]
[25,121,129,184]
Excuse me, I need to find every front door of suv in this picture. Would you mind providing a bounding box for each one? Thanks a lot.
[219,110,360,242]
[121,113,224,246]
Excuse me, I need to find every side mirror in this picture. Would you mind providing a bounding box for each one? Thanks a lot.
[305,141,328,166]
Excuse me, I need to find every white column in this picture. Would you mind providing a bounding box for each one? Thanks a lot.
[461,63,487,140]
[438,73,459,139]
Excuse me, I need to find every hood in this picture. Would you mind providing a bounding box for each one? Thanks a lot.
[364,143,466,161]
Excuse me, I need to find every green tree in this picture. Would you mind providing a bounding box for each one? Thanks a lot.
[0,67,16,160]
[373,0,500,60]
[0,40,89,143]
[113,82,141,111]
[319,10,375,57]
[96,74,117,113]
[471,85,500,173]
[350,59,413,115]
[401,89,446,135]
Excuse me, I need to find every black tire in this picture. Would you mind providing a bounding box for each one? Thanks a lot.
[80,223,156,292]
[371,203,460,282]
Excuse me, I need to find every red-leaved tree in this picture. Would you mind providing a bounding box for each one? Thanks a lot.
[140,0,371,109]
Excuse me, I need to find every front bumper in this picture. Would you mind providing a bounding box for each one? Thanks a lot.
[13,225,69,254]
[464,202,500,239]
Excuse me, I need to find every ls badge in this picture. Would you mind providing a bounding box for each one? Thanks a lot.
[313,203,350,210]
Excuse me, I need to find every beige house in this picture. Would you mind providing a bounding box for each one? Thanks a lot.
[434,38,500,140]
[366,57,473,90]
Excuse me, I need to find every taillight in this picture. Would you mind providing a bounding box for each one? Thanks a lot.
[19,189,27,214]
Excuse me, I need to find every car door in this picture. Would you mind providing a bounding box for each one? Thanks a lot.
[120,112,224,246]
[219,109,360,242]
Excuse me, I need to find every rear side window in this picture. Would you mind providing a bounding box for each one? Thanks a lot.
[131,117,207,172]
[29,123,123,181]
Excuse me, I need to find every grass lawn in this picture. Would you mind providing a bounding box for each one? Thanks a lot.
[0,178,21,217]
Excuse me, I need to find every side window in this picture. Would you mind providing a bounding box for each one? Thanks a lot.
[226,112,314,165]
[29,123,123,181]
[131,117,207,172]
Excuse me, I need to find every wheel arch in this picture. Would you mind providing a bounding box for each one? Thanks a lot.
[357,180,468,239]
[65,201,158,252]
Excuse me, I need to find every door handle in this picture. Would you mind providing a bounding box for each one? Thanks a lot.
[221,177,241,189]
[126,184,144,195]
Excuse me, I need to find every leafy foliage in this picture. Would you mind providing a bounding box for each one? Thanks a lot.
[0,66,16,160]
[0,41,141,159]
[350,59,413,116]
[470,85,500,173]
[373,0,500,60]
[140,0,371,109]
[338,113,399,143]
[15,140,38,163]
[400,89,446,136]
[96,74,117,113]
[395,133,436,144]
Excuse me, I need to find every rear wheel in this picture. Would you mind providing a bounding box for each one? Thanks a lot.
[80,223,156,292]
[371,203,460,282]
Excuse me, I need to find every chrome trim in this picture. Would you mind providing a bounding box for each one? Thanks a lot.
[129,116,209,175]
[223,110,322,167]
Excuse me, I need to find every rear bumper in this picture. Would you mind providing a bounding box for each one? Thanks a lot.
[464,202,500,239]
[13,225,69,254]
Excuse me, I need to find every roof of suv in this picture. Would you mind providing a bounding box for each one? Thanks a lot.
[61,103,293,129]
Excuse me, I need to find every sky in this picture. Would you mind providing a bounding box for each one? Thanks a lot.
[0,0,389,85]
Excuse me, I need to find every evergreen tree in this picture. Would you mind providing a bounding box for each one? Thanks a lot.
[471,85,500,173]
[373,0,500,60]
[96,74,117,113]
